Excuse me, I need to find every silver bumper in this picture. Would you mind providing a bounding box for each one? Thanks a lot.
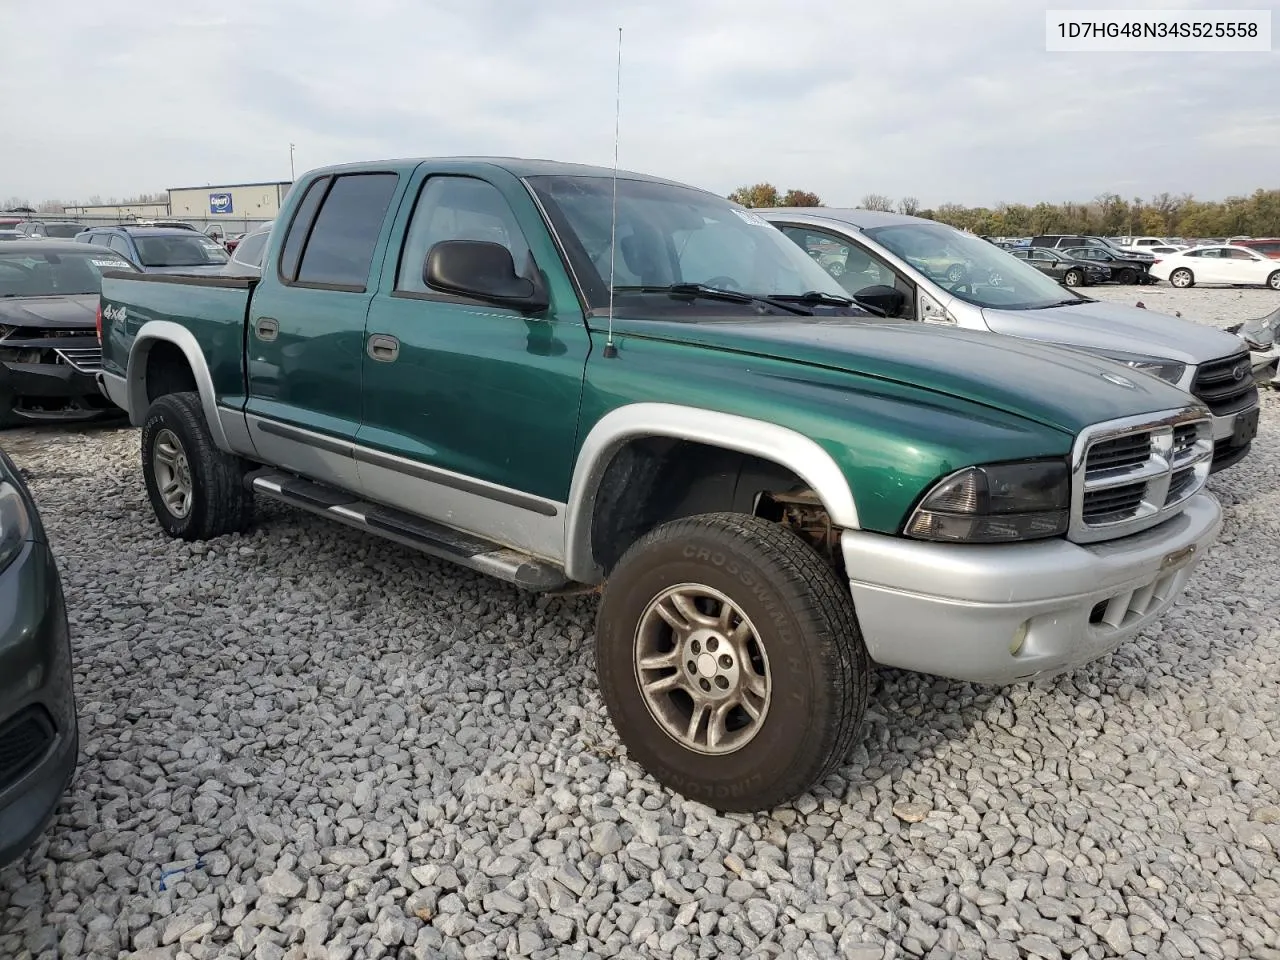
[841,492,1223,685]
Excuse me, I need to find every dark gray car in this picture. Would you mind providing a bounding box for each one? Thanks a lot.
[75,226,230,276]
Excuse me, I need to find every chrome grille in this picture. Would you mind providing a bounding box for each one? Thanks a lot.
[1192,352,1257,416]
[54,345,102,373]
[1070,407,1214,543]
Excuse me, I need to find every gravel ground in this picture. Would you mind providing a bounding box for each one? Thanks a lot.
[1,286,1278,960]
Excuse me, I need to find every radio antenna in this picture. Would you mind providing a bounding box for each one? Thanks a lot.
[603,25,623,359]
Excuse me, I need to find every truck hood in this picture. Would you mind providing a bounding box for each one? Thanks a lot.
[601,315,1198,435]
[0,294,96,329]
[981,299,1248,365]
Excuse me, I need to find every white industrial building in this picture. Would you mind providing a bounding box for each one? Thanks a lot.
[65,180,293,233]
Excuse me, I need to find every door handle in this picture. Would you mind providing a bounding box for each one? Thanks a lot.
[367,334,399,362]
[254,317,279,341]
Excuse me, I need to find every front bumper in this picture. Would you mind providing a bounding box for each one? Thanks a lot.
[0,539,78,868]
[1208,401,1260,473]
[841,492,1222,685]
[0,358,118,424]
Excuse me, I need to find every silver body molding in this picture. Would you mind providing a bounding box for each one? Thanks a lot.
[841,491,1223,685]
[562,402,861,583]
[116,321,234,452]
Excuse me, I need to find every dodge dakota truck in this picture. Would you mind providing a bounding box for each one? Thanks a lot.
[97,158,1223,811]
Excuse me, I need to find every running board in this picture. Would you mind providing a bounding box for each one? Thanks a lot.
[246,470,570,592]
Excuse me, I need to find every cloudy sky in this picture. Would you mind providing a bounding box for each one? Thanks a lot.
[3,0,1277,207]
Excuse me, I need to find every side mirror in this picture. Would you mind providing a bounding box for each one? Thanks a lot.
[424,240,549,312]
[852,284,907,318]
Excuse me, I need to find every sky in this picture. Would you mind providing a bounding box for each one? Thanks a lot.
[3,0,1277,208]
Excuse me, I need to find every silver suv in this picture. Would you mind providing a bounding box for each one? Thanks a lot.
[759,208,1260,473]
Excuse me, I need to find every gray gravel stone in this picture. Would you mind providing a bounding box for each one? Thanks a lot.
[0,306,1276,960]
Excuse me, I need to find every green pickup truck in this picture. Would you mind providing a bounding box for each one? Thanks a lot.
[97,157,1223,811]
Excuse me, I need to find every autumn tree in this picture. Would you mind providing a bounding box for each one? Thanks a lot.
[781,189,822,207]
[728,183,823,207]
[728,183,780,208]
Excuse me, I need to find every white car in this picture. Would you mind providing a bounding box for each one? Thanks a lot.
[1151,245,1280,290]
[1116,235,1186,253]
[1152,245,1280,288]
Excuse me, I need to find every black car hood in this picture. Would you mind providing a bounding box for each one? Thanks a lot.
[0,294,97,329]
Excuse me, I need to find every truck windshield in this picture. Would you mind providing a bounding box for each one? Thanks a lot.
[134,235,229,267]
[864,223,1083,311]
[0,249,138,297]
[526,175,851,312]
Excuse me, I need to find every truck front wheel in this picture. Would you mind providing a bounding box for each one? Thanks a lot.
[141,391,253,541]
[595,513,869,812]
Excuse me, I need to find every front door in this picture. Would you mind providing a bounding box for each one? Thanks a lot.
[355,170,591,561]
[244,171,404,488]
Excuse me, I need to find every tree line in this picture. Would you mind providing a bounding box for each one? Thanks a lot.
[3,193,168,214]
[727,183,1280,238]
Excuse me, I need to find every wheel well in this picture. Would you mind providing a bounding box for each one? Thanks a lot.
[144,341,198,403]
[589,437,843,577]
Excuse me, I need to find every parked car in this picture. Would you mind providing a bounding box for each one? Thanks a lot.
[1115,236,1185,254]
[1007,246,1110,287]
[75,226,229,275]
[220,222,272,277]
[98,156,1225,812]
[1150,246,1280,290]
[759,208,1259,472]
[0,230,20,242]
[1227,306,1280,388]
[133,219,200,232]
[14,221,90,240]
[1230,238,1280,260]
[1059,246,1159,285]
[0,241,138,426]
[0,445,78,868]
[1031,235,1157,266]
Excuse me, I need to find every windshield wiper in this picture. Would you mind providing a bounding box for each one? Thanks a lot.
[613,283,812,316]
[1029,297,1091,309]
[771,290,855,306]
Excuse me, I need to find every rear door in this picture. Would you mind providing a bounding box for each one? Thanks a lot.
[243,171,405,489]
[354,166,590,559]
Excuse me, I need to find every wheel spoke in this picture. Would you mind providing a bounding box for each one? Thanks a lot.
[671,591,712,628]
[644,672,683,696]
[637,648,681,671]
[739,692,762,721]
[161,480,180,499]
[686,701,708,743]
[717,599,736,632]
[654,596,692,633]
[707,701,734,749]
[744,667,768,700]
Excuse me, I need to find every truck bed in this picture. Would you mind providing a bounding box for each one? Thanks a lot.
[99,271,257,404]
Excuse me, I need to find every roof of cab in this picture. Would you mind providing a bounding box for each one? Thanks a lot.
[297,156,705,191]
[759,208,932,230]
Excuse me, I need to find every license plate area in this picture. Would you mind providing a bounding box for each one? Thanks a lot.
[1231,406,1260,446]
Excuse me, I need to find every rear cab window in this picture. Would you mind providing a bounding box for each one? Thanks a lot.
[279,173,400,291]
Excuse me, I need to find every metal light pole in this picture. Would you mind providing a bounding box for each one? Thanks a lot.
[289,143,296,181]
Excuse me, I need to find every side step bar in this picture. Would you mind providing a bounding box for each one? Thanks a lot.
[245,469,571,592]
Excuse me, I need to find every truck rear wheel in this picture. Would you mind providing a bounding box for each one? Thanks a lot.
[595,512,868,812]
[141,391,253,541]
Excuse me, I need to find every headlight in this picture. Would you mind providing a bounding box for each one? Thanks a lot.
[0,481,32,573]
[905,459,1069,543]
[1066,346,1187,385]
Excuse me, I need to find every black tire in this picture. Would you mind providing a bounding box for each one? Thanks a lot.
[1063,269,1084,288]
[595,512,869,812]
[1116,267,1138,285]
[1268,270,1280,291]
[1170,268,1194,289]
[140,391,253,541]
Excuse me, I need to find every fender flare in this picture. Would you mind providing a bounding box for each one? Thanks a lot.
[125,320,231,451]
[563,402,860,583]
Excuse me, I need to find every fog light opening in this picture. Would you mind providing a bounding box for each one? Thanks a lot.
[1010,621,1030,656]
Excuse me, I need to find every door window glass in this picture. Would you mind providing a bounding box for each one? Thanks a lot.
[397,176,530,293]
[278,176,330,282]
